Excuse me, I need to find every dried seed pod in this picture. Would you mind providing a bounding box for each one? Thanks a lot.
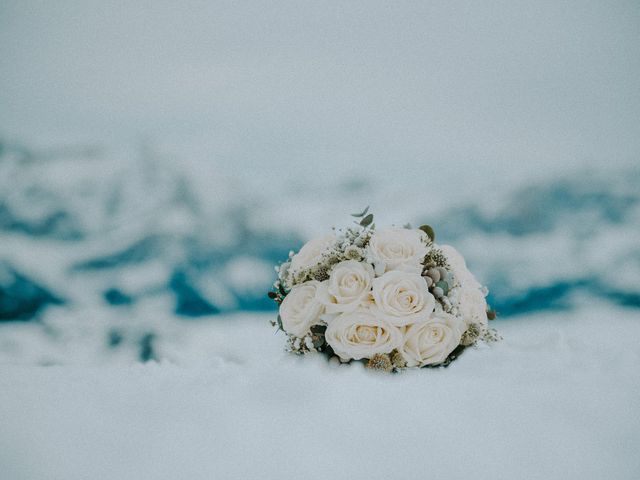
[366,354,393,372]
[390,350,407,368]
[344,245,362,260]
[435,280,449,296]
[427,268,441,283]
[437,267,450,283]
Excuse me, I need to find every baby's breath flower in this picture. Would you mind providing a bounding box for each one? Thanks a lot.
[310,264,330,282]
[482,328,502,343]
[461,323,481,346]
[423,248,448,269]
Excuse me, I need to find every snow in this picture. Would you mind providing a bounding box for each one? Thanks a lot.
[1,2,639,477]
[1,306,639,480]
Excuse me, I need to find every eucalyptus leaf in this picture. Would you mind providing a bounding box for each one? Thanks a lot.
[419,224,435,242]
[360,213,374,227]
[350,206,370,218]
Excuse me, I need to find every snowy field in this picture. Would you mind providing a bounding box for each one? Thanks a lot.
[0,140,638,478]
[2,1,640,479]
[1,306,639,480]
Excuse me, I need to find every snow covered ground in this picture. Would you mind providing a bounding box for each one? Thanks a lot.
[1,2,639,478]
[1,306,639,480]
[0,135,639,479]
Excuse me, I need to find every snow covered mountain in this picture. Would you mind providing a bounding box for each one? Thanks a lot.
[0,137,638,363]
[2,139,638,319]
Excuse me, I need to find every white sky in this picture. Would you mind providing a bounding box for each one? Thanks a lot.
[1,1,639,177]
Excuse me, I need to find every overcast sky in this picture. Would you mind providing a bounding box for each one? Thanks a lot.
[1,1,639,175]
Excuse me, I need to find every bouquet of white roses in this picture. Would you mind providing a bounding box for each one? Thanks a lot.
[268,209,498,372]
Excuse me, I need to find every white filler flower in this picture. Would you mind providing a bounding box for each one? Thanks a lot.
[325,308,402,361]
[402,312,465,367]
[317,260,375,315]
[371,271,436,326]
[279,281,325,338]
[367,228,429,274]
[290,234,336,273]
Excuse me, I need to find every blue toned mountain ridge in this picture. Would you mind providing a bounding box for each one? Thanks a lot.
[1,138,638,326]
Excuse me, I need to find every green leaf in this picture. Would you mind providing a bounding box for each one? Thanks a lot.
[351,206,370,218]
[419,224,435,242]
[267,291,277,299]
[359,213,374,227]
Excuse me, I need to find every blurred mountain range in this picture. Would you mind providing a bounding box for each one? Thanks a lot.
[1,137,639,327]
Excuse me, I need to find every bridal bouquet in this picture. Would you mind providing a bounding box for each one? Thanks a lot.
[268,209,498,372]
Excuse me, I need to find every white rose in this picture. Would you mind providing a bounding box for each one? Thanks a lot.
[456,286,488,330]
[439,244,482,290]
[401,312,464,367]
[279,281,325,338]
[290,234,336,273]
[325,308,402,361]
[371,271,436,326]
[317,260,374,315]
[367,228,429,274]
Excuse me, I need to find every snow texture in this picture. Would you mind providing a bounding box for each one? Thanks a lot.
[1,307,639,480]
